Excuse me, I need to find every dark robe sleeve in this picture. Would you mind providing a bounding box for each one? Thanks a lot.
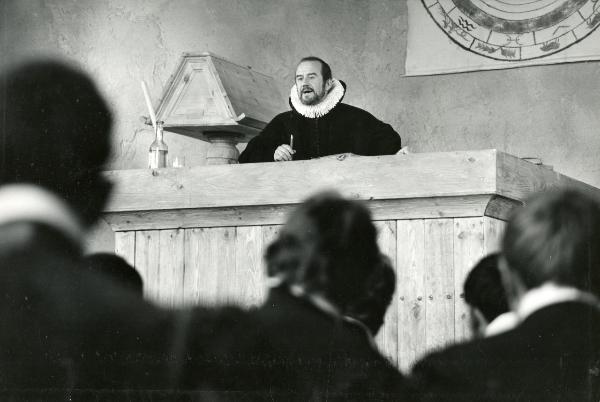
[238,115,287,163]
[367,117,401,156]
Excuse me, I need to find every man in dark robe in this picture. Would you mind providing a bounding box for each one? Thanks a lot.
[239,56,401,163]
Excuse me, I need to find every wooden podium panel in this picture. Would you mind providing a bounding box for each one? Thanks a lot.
[101,149,599,370]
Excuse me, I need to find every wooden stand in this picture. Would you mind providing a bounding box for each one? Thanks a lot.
[204,132,242,165]
[101,149,600,370]
[155,52,284,164]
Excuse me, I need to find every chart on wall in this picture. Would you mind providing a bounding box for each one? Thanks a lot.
[406,0,600,76]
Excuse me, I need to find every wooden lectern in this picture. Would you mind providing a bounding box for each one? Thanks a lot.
[155,52,283,164]
[101,149,600,370]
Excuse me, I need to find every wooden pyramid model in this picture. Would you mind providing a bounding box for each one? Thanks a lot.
[156,52,284,164]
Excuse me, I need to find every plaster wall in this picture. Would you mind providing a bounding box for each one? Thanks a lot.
[1,0,599,187]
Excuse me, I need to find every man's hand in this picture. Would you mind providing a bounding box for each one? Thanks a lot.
[274,144,296,161]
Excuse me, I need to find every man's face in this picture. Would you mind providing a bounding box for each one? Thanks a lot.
[295,60,329,106]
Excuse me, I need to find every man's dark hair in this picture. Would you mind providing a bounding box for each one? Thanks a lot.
[84,253,144,296]
[464,253,509,323]
[298,56,332,82]
[0,60,113,226]
[502,188,600,293]
[265,191,382,309]
[344,255,396,335]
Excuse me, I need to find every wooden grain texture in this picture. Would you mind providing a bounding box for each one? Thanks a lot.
[103,150,600,227]
[496,151,600,202]
[103,195,495,232]
[484,195,521,221]
[209,54,284,123]
[114,231,135,267]
[374,220,399,367]
[183,228,203,305]
[424,219,455,353]
[156,56,233,127]
[155,53,282,143]
[184,227,237,306]
[453,218,485,342]
[484,217,508,254]
[180,225,279,308]
[397,219,426,372]
[158,229,185,308]
[234,226,267,307]
[135,230,160,303]
[103,150,499,213]
[212,227,238,305]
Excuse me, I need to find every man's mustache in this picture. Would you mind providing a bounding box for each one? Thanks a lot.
[301,86,314,93]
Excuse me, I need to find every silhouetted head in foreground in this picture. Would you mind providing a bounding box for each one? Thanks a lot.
[0,60,113,228]
[265,191,395,333]
[344,254,396,335]
[464,253,510,337]
[501,188,600,306]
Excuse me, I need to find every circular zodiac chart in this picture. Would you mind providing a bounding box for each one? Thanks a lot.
[422,0,600,61]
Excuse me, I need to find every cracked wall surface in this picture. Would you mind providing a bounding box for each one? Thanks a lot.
[1,0,599,189]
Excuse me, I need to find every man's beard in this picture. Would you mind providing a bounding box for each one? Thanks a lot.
[299,85,326,105]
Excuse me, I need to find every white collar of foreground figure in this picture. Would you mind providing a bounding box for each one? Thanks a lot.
[290,78,345,118]
[0,184,84,244]
[517,282,599,320]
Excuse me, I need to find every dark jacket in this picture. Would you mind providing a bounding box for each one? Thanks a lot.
[239,85,401,163]
[410,302,600,402]
[0,221,179,397]
[181,286,408,401]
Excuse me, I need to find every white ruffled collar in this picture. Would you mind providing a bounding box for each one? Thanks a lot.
[290,78,345,118]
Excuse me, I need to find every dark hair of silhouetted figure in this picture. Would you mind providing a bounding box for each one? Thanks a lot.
[502,188,600,294]
[344,254,396,335]
[84,253,144,296]
[0,60,113,227]
[464,253,509,323]
[264,191,384,313]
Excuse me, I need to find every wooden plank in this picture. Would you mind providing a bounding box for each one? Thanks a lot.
[215,227,238,305]
[183,228,226,306]
[183,229,203,305]
[374,220,399,367]
[234,226,267,307]
[103,150,499,212]
[424,219,455,353]
[135,230,160,303]
[155,53,281,142]
[158,229,185,308]
[483,217,507,255]
[397,219,426,372]
[484,195,521,221]
[210,53,284,123]
[114,231,135,267]
[496,151,600,202]
[453,218,485,342]
[103,195,495,232]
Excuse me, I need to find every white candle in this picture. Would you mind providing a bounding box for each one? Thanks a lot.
[141,80,157,131]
